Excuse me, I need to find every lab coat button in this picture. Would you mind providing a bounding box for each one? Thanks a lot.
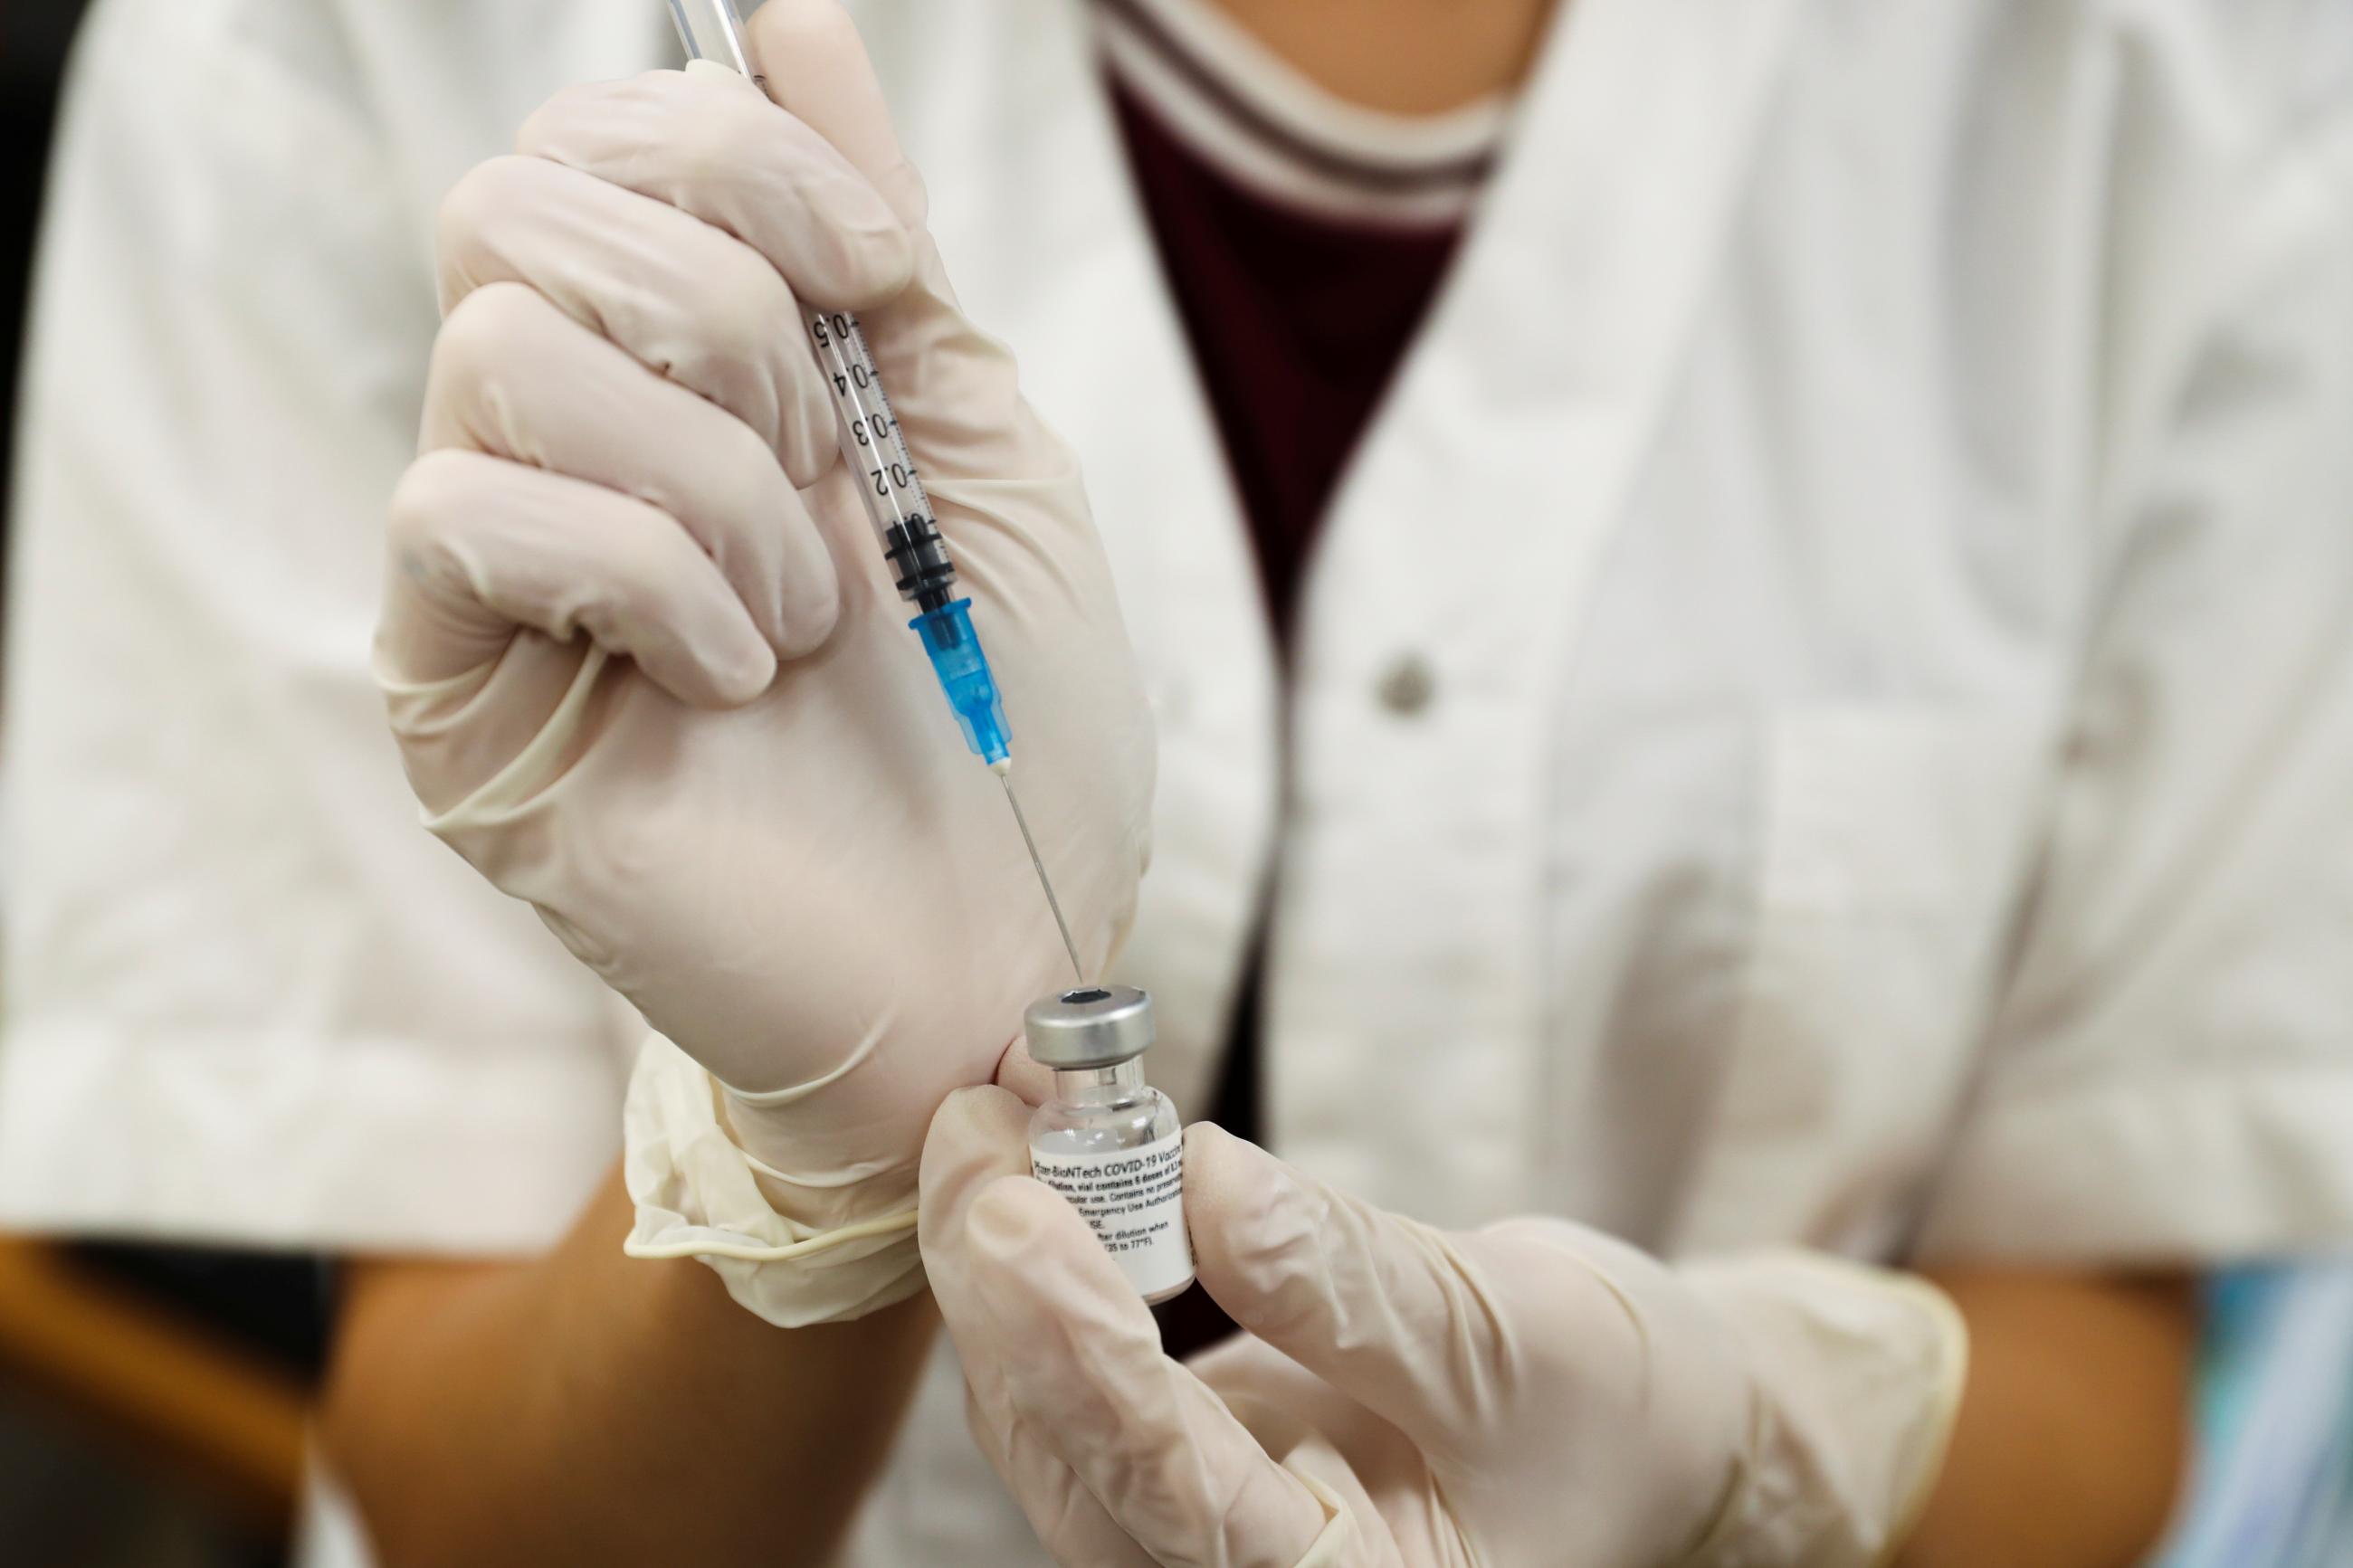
[1376,654,1436,716]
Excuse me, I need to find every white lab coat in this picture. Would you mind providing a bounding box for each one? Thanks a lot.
[5,0,2352,1563]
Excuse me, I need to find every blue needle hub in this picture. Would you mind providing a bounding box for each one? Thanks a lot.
[912,599,1012,768]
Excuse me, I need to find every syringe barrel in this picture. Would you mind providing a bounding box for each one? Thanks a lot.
[667,0,764,86]
[806,309,959,613]
[666,0,957,612]
[668,0,1013,769]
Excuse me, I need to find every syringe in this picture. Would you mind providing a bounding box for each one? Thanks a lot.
[666,0,1083,982]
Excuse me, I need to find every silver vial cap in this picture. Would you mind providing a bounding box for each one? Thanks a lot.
[1024,984,1156,1069]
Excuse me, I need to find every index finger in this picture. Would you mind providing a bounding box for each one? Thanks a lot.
[964,1178,1333,1568]
[517,64,916,309]
[920,1090,1155,1567]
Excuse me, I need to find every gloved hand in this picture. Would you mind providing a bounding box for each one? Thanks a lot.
[920,1085,1967,1568]
[376,0,1152,1262]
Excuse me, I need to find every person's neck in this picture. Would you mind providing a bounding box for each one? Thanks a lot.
[1204,0,1559,115]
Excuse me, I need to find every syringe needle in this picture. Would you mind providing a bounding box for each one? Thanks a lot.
[998,769,1084,984]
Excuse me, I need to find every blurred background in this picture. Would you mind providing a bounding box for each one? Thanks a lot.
[0,5,318,1564]
[0,5,2348,1566]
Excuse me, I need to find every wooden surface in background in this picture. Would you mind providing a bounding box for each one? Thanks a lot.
[0,1237,307,1530]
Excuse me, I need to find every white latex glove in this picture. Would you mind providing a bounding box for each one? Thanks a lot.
[376,0,1152,1248]
[921,1086,1967,1568]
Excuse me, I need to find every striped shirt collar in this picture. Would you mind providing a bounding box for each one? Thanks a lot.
[1095,0,1513,227]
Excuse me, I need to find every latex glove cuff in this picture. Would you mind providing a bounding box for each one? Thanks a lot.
[1679,1250,1971,1568]
[622,1034,923,1327]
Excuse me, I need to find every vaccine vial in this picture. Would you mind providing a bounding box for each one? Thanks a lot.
[1024,985,1196,1303]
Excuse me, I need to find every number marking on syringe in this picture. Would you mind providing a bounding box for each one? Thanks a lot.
[809,309,959,605]
[810,312,931,527]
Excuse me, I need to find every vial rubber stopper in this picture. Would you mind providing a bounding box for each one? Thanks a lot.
[1024,984,1155,1070]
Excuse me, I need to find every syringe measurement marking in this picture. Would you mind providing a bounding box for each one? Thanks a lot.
[811,313,928,529]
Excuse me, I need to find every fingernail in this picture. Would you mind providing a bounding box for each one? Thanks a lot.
[775,574,842,661]
[715,638,777,706]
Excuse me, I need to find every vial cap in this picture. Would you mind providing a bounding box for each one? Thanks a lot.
[1024,984,1155,1069]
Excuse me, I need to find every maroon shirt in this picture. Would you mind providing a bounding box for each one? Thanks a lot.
[1109,73,1471,1352]
[1109,79,1470,643]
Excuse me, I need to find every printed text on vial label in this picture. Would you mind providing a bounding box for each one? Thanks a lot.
[1032,1131,1193,1297]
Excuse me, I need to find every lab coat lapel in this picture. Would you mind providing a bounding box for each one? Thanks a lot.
[1270,0,1803,1219]
[875,0,1280,1119]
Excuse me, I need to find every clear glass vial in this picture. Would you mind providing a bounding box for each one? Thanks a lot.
[1024,985,1196,1303]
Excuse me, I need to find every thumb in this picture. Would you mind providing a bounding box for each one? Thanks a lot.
[744,0,1045,493]
[1186,1123,1517,1456]
[745,0,922,225]
[917,1084,1034,1276]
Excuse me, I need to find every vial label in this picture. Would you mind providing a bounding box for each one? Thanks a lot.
[1031,1127,1196,1302]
